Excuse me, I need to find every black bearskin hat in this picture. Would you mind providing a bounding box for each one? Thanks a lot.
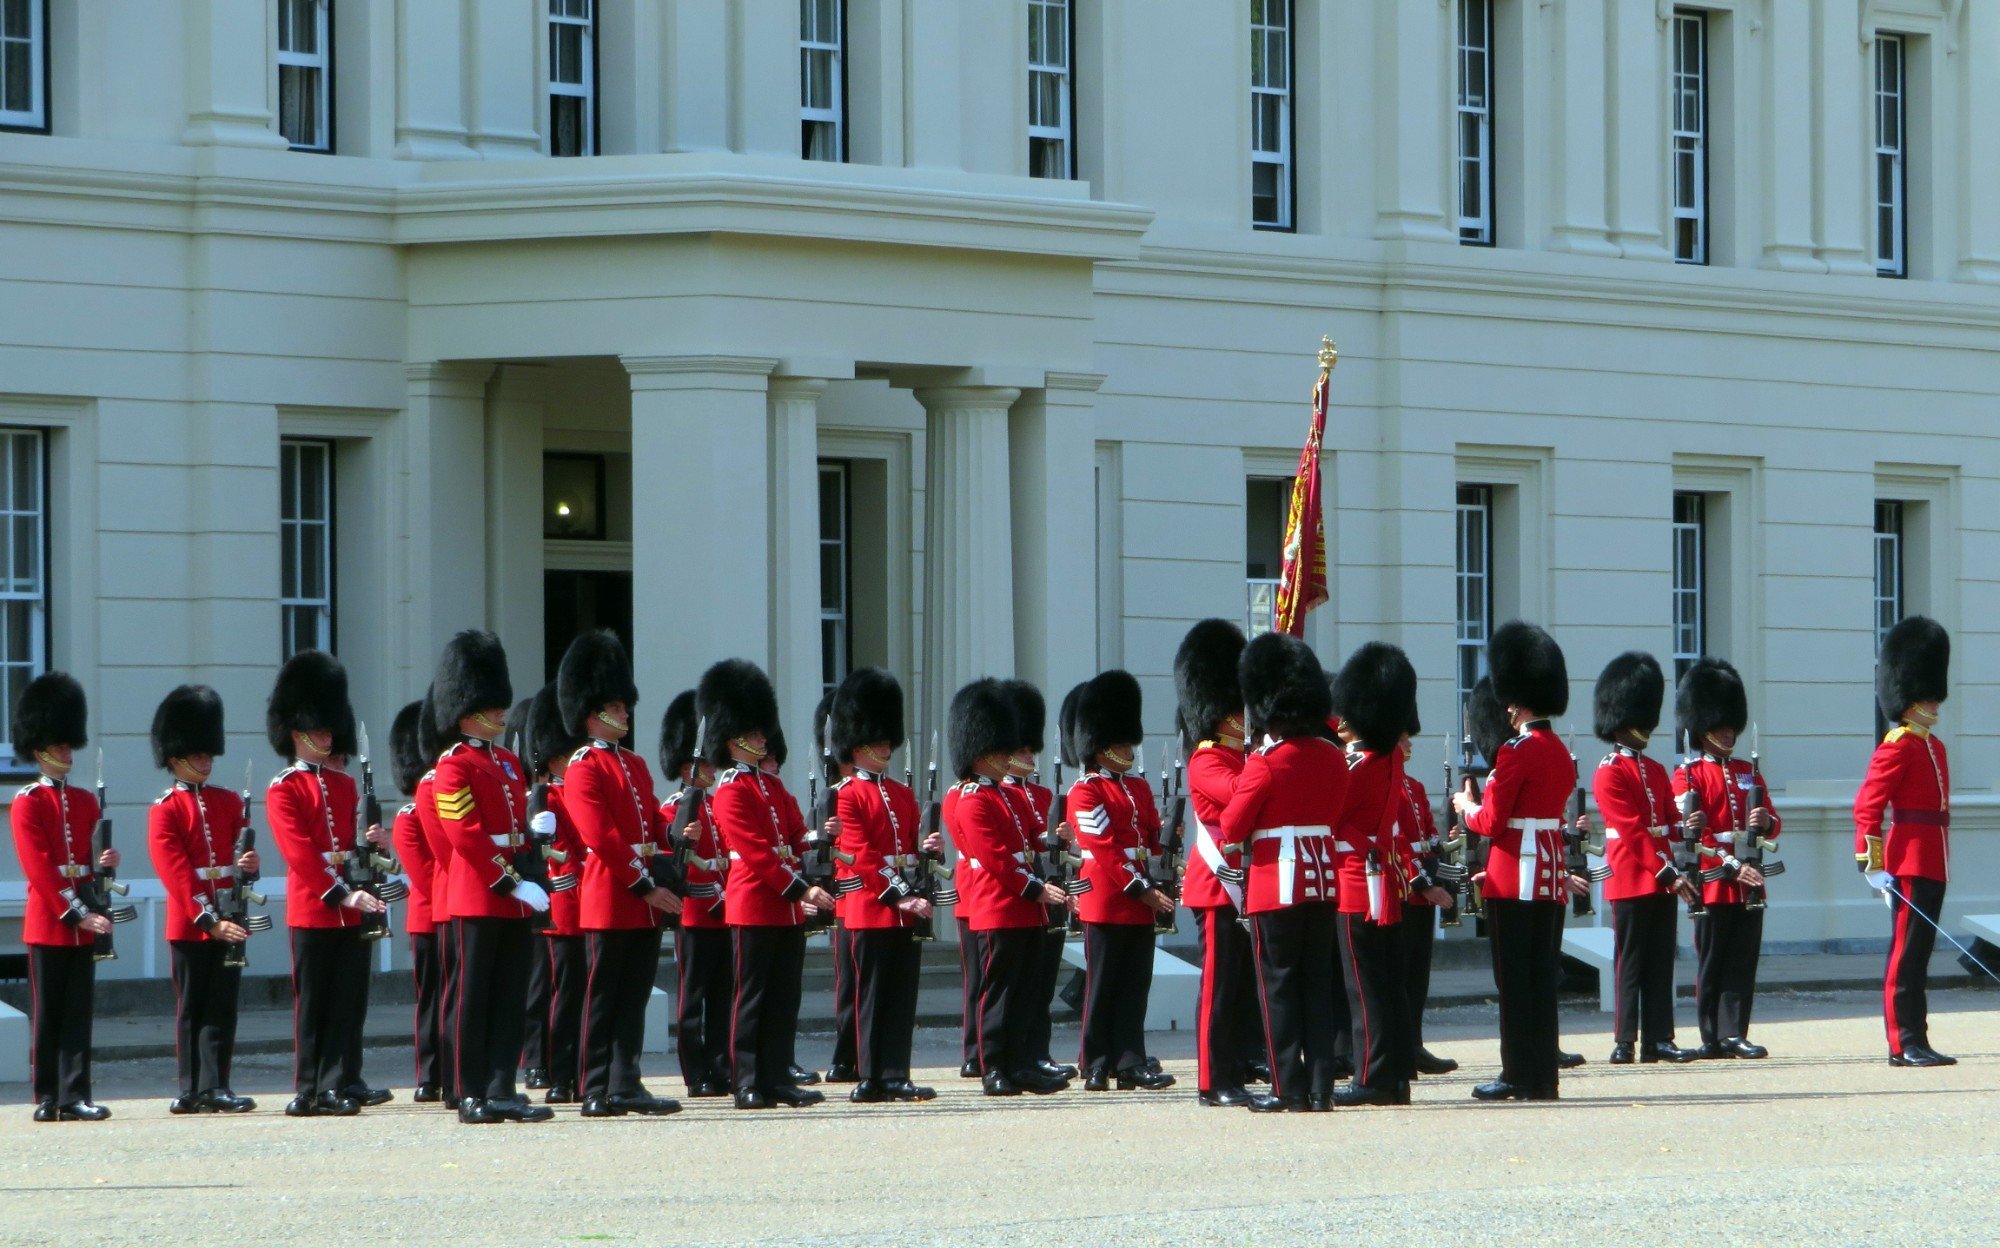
[767,720,789,770]
[697,659,779,767]
[1877,615,1950,723]
[528,683,580,776]
[658,690,699,782]
[1593,651,1665,744]
[557,629,638,738]
[432,630,513,738]
[13,671,88,764]
[832,668,905,764]
[151,684,225,769]
[1331,643,1418,755]
[266,650,349,759]
[949,678,1015,780]
[1239,632,1332,738]
[1075,669,1145,765]
[1057,682,1085,769]
[390,700,427,796]
[1407,703,1423,737]
[1175,618,1247,744]
[999,679,1046,755]
[1489,620,1569,717]
[416,685,441,767]
[1675,657,1747,746]
[1467,676,1512,766]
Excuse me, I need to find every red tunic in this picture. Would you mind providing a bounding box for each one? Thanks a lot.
[1070,770,1162,926]
[568,742,671,932]
[431,740,537,921]
[391,801,437,936]
[711,763,810,927]
[943,786,984,928]
[267,761,362,931]
[1671,753,1783,905]
[834,770,923,931]
[1594,747,1678,902]
[1335,748,1405,922]
[10,777,102,948]
[414,771,453,924]
[662,787,726,930]
[948,776,1047,931]
[1854,726,1950,882]
[1182,743,1247,911]
[1464,723,1574,902]
[1397,773,1440,907]
[545,782,585,937]
[1218,736,1348,916]
[148,781,244,943]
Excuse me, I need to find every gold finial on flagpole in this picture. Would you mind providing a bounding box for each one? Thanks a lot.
[1318,335,1339,375]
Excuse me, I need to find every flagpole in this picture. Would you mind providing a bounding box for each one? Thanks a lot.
[1274,337,1335,637]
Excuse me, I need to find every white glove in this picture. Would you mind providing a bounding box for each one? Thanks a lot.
[513,880,551,913]
[1864,869,1895,893]
[529,810,558,837]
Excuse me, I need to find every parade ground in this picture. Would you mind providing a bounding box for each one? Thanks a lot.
[1,987,1994,1247]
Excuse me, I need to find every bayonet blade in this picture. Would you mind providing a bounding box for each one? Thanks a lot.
[358,721,371,765]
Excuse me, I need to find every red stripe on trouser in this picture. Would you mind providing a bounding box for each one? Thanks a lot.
[728,932,742,1087]
[411,935,421,1087]
[1197,911,1217,1089]
[26,948,39,1095]
[978,934,996,1075]
[1886,892,1911,1053]
[1613,930,1628,1041]
[579,936,599,1096]
[849,934,867,1078]
[1250,918,1280,1099]
[172,950,186,1094]
[291,943,303,1094]
[1343,914,1371,1085]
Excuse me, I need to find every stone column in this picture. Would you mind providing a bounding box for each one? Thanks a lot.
[622,356,780,752]
[660,0,730,152]
[1547,0,1618,256]
[485,365,549,700]
[1762,0,1824,271]
[181,0,291,148]
[464,0,543,157]
[403,363,495,687]
[1372,0,1453,241]
[915,387,1021,757]
[396,1,476,159]
[902,2,964,169]
[1009,374,1100,717]
[1814,0,1873,274]
[1607,1,1670,260]
[767,377,828,793]
[731,0,797,157]
[1956,2,2000,283]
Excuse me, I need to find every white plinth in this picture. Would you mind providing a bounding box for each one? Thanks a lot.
[1061,941,1202,1033]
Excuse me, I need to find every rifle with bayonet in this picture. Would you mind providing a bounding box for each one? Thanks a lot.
[212,760,273,970]
[796,718,842,934]
[514,725,572,933]
[1455,711,1488,923]
[664,717,721,904]
[1147,739,1185,936]
[344,723,407,942]
[1562,726,1611,917]
[1699,723,1784,912]
[898,736,954,943]
[1432,727,1468,927]
[82,748,139,962]
[1671,731,1708,918]
[1035,756,1089,935]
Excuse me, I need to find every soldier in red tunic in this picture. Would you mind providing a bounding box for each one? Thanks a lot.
[1175,619,1254,1107]
[430,631,553,1125]
[10,673,119,1122]
[1856,616,1956,1067]
[1673,657,1779,1060]
[388,699,447,1103]
[558,631,683,1117]
[522,684,587,1103]
[658,690,730,1098]
[1591,652,1699,1066]
[829,667,939,1103]
[998,678,1076,1085]
[1070,670,1176,1092]
[700,659,835,1109]
[148,685,260,1114]
[1452,622,1588,1101]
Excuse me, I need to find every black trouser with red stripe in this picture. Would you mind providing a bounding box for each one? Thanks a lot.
[1396,906,1437,1051]
[1250,902,1340,1103]
[291,926,368,1099]
[1338,911,1412,1089]
[340,937,374,1095]
[410,930,444,1090]
[1487,899,1563,1089]
[1884,875,1946,1055]
[973,926,1041,1076]
[1079,921,1154,1076]
[170,940,242,1097]
[1031,925,1066,1062]
[957,917,983,1067]
[521,925,553,1075]
[851,927,921,1082]
[582,926,663,1100]
[1193,905,1255,1090]
[1693,902,1762,1045]
[454,916,532,1103]
[27,944,95,1106]
[437,922,460,1100]
[675,926,731,1091]
[730,924,806,1093]
[1611,894,1680,1046]
[829,920,857,1072]
[548,934,587,1090]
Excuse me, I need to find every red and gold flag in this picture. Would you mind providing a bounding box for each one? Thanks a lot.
[1274,339,1335,637]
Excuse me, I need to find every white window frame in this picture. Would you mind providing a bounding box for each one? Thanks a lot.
[1873,500,1904,655]
[0,429,48,761]
[800,0,845,162]
[1456,0,1494,245]
[1455,483,1493,721]
[280,438,334,658]
[1671,492,1706,684]
[1874,34,1905,277]
[1250,0,1293,231]
[1028,0,1073,180]
[1244,475,1292,636]
[0,0,49,132]
[548,0,596,158]
[275,0,331,152]
[1670,9,1707,265]
[818,460,850,695]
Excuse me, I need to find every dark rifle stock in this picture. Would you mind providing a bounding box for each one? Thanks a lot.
[85,771,138,962]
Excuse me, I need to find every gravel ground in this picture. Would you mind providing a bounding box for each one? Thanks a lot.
[2,989,1996,1246]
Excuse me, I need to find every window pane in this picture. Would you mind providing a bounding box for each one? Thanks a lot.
[554,25,582,85]
[804,48,833,110]
[552,96,584,157]
[3,42,26,113]
[2,0,25,38]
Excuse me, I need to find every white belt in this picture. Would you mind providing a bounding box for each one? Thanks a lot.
[1251,825,1334,906]
[1192,814,1245,911]
[966,852,1027,871]
[57,864,90,879]
[196,866,236,881]
[632,843,657,858]
[1714,830,1736,845]
[1507,818,1563,832]
[322,850,349,865]
[1604,824,1670,841]
[1506,819,1558,899]
[489,833,525,849]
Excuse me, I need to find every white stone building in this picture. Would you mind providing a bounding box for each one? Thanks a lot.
[1,0,1996,978]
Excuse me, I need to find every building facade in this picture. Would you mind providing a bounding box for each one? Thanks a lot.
[1,0,1996,976]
